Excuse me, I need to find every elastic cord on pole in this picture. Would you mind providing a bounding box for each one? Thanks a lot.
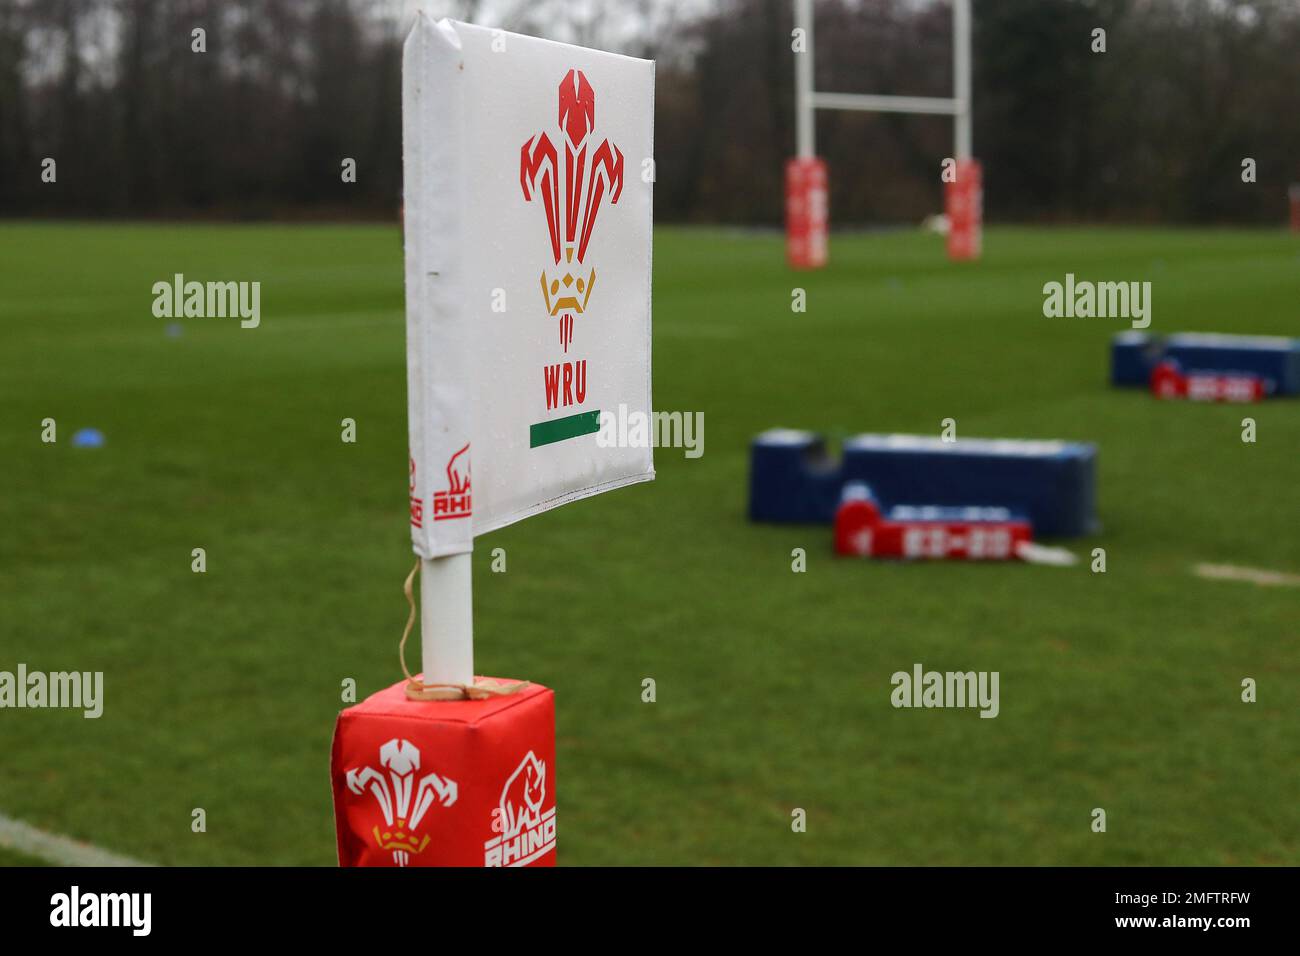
[398,558,529,701]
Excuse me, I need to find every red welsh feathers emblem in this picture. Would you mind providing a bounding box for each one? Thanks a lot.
[520,70,624,351]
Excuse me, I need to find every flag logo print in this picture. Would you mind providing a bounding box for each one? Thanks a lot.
[522,69,624,447]
[408,455,423,529]
[431,443,472,521]
[521,69,624,342]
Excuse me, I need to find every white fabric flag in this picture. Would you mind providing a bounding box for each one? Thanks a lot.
[403,16,655,558]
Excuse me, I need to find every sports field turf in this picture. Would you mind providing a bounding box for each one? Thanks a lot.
[1,222,1297,865]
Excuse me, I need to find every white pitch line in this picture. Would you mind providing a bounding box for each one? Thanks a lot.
[0,812,154,867]
[1192,563,1300,588]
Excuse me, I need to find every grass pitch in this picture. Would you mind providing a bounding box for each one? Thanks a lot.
[1,222,1297,865]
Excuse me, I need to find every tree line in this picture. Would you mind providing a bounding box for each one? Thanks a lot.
[2,0,1297,224]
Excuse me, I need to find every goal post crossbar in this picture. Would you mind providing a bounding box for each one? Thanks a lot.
[810,92,963,116]
[795,0,972,160]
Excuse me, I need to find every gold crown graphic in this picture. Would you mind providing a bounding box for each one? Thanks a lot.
[372,821,431,856]
[541,246,596,317]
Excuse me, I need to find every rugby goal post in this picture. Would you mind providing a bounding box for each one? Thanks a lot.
[789,0,981,268]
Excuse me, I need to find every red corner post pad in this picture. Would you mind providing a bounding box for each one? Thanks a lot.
[331,679,555,867]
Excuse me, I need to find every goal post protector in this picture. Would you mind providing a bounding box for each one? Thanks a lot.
[788,0,980,267]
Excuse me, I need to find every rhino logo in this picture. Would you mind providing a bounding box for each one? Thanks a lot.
[432,443,471,521]
[498,751,545,839]
[484,750,556,867]
[445,443,470,495]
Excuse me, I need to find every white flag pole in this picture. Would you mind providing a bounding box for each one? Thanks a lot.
[420,554,474,687]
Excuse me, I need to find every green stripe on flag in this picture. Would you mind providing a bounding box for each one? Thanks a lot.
[530,410,602,448]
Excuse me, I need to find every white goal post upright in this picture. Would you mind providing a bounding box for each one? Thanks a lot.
[795,0,816,161]
[788,0,981,267]
[953,0,972,162]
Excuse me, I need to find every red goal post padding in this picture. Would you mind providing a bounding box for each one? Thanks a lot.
[786,157,829,269]
[945,158,982,261]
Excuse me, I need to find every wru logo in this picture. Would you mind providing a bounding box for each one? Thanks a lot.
[346,738,458,866]
[521,69,624,354]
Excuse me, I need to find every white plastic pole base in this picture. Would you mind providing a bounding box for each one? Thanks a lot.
[420,553,474,687]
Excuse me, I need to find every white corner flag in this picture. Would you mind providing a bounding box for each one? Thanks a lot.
[404,15,654,560]
[402,15,654,684]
